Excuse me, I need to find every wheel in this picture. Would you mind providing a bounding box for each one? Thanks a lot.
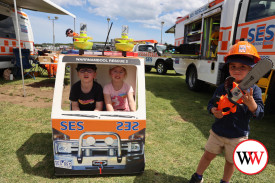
[186,67,202,91]
[145,66,152,72]
[156,62,167,75]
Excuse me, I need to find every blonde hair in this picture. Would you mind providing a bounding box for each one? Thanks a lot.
[109,66,127,76]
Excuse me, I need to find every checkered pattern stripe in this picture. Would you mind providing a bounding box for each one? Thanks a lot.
[0,38,26,55]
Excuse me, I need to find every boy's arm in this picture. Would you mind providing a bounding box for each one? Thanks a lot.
[207,85,222,113]
[94,101,103,111]
[71,101,80,111]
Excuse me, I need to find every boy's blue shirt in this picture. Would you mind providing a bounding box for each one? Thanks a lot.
[207,83,264,138]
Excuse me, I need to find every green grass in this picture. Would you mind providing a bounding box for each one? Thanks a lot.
[0,70,274,183]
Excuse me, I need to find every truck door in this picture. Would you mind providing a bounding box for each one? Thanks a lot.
[201,10,221,60]
[234,0,275,55]
[235,0,275,109]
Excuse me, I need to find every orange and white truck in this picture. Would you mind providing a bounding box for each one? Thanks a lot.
[0,0,76,72]
[51,52,146,175]
[0,6,35,69]
[166,0,275,113]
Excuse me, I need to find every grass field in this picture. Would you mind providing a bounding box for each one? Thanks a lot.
[0,69,274,183]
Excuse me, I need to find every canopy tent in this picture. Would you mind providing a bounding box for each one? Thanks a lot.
[0,0,76,96]
[0,0,76,17]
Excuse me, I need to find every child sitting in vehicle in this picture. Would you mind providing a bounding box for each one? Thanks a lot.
[103,65,136,111]
[69,64,104,111]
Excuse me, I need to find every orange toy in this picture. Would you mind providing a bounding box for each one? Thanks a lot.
[216,82,243,115]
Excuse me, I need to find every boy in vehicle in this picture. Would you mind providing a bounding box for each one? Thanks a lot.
[188,41,264,183]
[69,64,104,111]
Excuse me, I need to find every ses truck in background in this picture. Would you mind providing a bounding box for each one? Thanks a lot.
[132,40,174,74]
[0,5,34,70]
[166,0,275,113]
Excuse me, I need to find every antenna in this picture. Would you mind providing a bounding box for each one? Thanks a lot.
[102,22,113,56]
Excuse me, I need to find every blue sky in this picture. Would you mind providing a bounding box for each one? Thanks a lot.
[24,0,208,44]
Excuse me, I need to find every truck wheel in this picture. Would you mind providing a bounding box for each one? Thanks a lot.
[186,67,202,91]
[156,62,167,75]
[145,66,152,73]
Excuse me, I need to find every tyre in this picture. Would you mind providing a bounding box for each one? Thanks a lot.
[145,66,152,73]
[186,66,202,91]
[156,61,167,75]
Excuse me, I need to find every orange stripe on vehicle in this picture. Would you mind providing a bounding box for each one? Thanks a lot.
[4,40,8,46]
[1,46,5,52]
[217,52,227,55]
[12,41,16,47]
[175,37,184,40]
[12,10,28,17]
[240,28,249,39]
[221,41,228,50]
[220,26,232,30]
[258,52,275,55]
[176,15,189,24]
[238,15,275,27]
[52,119,146,139]
[0,53,13,55]
[219,31,223,41]
[209,0,224,8]
[0,38,34,44]
[228,31,231,41]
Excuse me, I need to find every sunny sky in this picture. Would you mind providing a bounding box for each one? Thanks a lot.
[24,0,209,45]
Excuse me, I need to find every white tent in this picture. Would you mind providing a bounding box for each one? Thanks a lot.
[0,0,76,96]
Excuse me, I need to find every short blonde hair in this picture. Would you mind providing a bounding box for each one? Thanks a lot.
[109,65,127,76]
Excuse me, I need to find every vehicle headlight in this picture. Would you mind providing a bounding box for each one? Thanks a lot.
[105,137,114,145]
[86,137,96,146]
[131,143,140,152]
[57,142,72,153]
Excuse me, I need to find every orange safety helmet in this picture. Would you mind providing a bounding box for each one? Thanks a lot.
[224,41,261,64]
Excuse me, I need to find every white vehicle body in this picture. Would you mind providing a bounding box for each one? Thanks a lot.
[168,0,275,111]
[132,42,174,74]
[0,0,76,70]
[0,6,34,69]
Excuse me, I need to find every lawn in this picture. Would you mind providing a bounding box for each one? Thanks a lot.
[0,69,274,183]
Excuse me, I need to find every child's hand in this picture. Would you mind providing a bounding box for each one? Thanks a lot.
[242,88,257,113]
[211,107,223,119]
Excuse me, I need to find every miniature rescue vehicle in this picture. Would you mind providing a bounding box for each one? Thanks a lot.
[51,51,146,175]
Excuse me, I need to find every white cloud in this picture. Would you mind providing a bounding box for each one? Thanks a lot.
[84,0,208,27]
[29,0,209,44]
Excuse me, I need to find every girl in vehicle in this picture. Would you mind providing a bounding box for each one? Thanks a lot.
[103,65,136,111]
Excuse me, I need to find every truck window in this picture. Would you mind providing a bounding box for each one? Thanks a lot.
[201,14,221,59]
[185,20,202,44]
[156,45,167,52]
[138,45,154,52]
[0,14,16,39]
[246,0,275,22]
